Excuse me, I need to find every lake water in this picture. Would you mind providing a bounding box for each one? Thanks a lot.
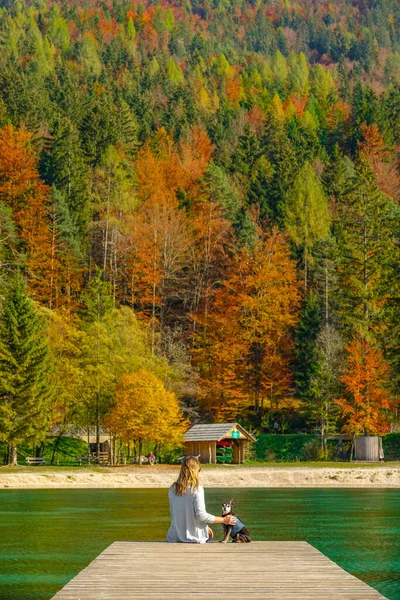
[0,488,399,600]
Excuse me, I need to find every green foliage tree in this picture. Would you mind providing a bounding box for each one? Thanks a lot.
[284,162,331,290]
[167,58,184,85]
[78,34,102,78]
[308,324,344,453]
[80,269,114,323]
[0,277,53,465]
[47,3,71,54]
[45,310,85,464]
[81,306,168,457]
[0,202,19,290]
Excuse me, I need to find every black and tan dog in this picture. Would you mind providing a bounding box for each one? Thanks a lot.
[220,499,251,543]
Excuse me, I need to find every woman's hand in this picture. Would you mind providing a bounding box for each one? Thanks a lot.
[222,515,237,526]
[207,527,214,539]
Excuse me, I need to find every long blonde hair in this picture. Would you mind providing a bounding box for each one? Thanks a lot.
[173,456,201,496]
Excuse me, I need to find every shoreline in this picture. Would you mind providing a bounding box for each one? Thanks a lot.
[1,465,400,489]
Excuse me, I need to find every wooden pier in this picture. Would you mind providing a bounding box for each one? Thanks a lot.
[52,541,387,599]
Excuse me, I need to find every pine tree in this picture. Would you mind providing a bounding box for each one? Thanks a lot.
[42,117,89,238]
[80,99,117,168]
[334,159,399,334]
[203,161,240,222]
[294,291,322,404]
[0,277,53,465]
[117,101,140,157]
[259,112,298,221]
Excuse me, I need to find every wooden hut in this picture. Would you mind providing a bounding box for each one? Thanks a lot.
[183,423,256,464]
[353,436,384,462]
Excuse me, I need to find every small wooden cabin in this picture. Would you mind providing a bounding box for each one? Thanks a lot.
[183,423,256,464]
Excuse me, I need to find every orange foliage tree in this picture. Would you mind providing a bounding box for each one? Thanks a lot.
[0,125,80,308]
[193,228,301,420]
[187,194,232,319]
[357,123,400,202]
[122,128,213,347]
[105,370,187,462]
[336,336,392,435]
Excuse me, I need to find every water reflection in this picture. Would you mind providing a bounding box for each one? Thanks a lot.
[0,488,399,600]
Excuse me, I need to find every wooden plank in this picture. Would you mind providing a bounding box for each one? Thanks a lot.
[52,541,387,600]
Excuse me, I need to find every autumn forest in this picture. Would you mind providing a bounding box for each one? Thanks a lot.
[1,0,400,464]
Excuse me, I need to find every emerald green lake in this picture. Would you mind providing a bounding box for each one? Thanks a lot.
[0,488,399,600]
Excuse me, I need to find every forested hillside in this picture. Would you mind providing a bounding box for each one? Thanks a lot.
[1,0,400,462]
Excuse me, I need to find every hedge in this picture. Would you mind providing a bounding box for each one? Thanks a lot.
[382,433,400,460]
[252,432,400,462]
[253,434,320,462]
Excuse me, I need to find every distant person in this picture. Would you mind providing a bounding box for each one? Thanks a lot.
[148,451,156,466]
[167,456,237,543]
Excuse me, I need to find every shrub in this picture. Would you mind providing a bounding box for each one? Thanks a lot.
[301,438,323,461]
[382,433,400,460]
[253,434,320,462]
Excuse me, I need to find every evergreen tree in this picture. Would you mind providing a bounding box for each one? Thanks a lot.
[203,161,240,222]
[41,117,89,237]
[116,101,140,157]
[0,277,53,465]
[260,112,298,221]
[247,155,274,221]
[334,159,399,334]
[294,291,322,404]
[80,99,117,168]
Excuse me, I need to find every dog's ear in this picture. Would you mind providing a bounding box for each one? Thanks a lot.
[230,499,235,505]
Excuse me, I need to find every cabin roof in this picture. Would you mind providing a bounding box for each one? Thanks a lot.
[184,423,256,442]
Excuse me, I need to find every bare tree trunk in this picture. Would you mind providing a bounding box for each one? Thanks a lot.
[8,442,18,466]
[363,222,368,321]
[138,439,143,465]
[96,398,100,461]
[151,230,158,355]
[109,434,113,466]
[325,265,329,325]
[304,247,308,293]
[103,170,111,278]
[51,433,63,465]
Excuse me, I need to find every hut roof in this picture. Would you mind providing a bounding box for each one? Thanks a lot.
[184,423,256,442]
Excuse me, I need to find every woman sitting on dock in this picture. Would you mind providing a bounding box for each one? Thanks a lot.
[167,456,237,543]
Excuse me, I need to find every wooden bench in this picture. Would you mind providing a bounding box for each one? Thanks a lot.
[77,455,91,466]
[26,457,46,466]
[92,452,109,465]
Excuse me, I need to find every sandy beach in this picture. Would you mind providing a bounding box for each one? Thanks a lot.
[1,464,400,489]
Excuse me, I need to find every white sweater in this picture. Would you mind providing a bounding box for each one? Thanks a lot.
[167,485,215,543]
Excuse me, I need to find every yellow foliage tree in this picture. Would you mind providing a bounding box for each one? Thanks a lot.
[105,370,187,462]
